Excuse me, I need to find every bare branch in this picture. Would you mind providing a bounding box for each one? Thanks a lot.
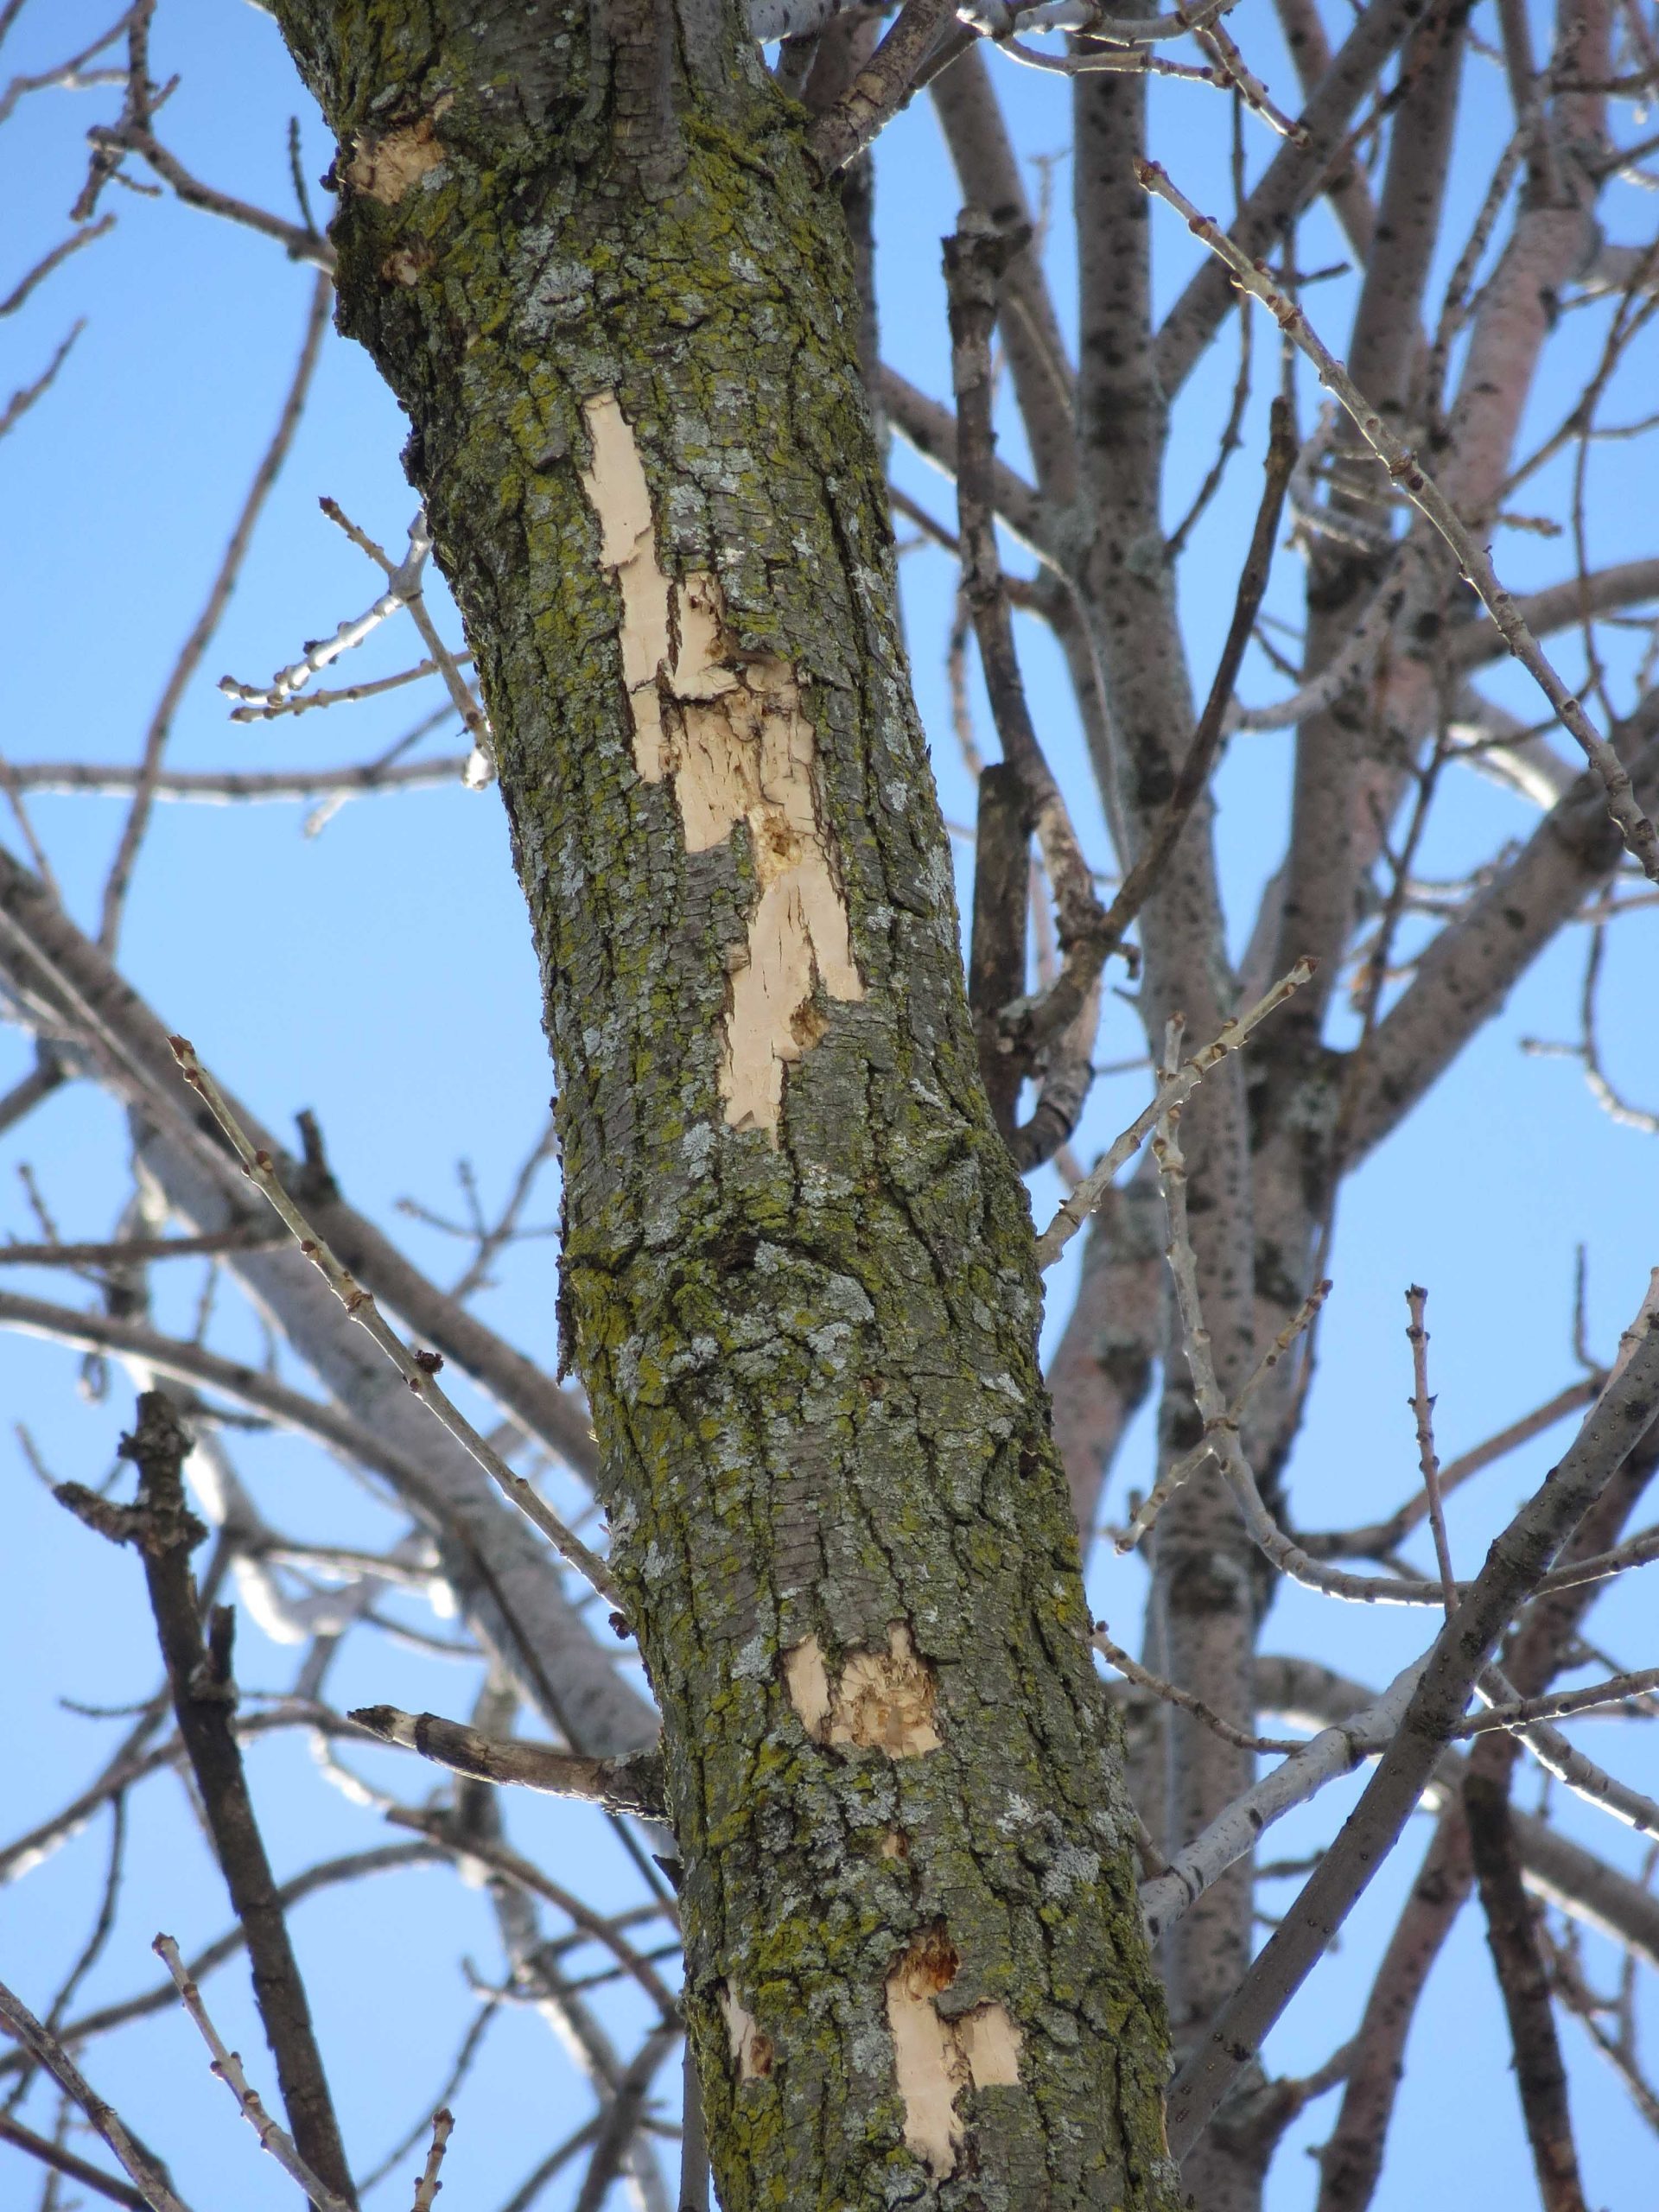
[930,46,1077,505]
[79,16,333,268]
[0,320,84,442]
[1166,1278,1659,2155]
[1154,0,1422,394]
[1089,397,1295,960]
[0,755,474,803]
[570,2020,681,2212]
[1300,1376,1603,1562]
[69,1392,359,2209]
[1255,1662,1659,1977]
[1139,1657,1427,1948]
[0,1226,281,1268]
[879,363,1050,554]
[0,214,115,316]
[347,1705,665,1818]
[168,1035,620,1611]
[1094,1629,1301,1756]
[806,0,955,175]
[151,1935,353,2212]
[1035,958,1313,1269]
[1345,734,1659,1162]
[1115,1276,1327,1553]
[0,2111,149,2211]
[1453,1668,1659,1738]
[1405,1286,1459,1611]
[1452,558,1659,669]
[410,2109,454,2212]
[2,1846,443,2060]
[1465,1767,1589,2212]
[0,1975,192,2212]
[1044,1166,1161,1540]
[944,212,1107,1160]
[0,1049,65,1139]
[1480,1662,1659,1837]
[0,1287,485,1497]
[385,1807,679,2016]
[1140,159,1659,884]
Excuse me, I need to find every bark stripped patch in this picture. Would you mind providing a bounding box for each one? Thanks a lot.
[885,1929,1023,2177]
[579,394,863,1141]
[344,101,451,205]
[717,1984,773,2081]
[783,1624,941,1755]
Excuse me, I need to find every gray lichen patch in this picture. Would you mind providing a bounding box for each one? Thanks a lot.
[884,1928,1023,2177]
[577,393,863,1141]
[782,1624,942,1755]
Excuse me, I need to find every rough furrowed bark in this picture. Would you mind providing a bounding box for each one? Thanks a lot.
[270,4,1178,2207]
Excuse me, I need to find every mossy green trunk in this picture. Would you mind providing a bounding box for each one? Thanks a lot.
[274,4,1177,2202]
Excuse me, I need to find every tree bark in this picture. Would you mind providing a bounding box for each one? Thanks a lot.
[269,4,1179,2206]
[1073,50,1262,2212]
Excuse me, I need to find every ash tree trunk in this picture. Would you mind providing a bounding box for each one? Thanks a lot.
[271,3,1179,2207]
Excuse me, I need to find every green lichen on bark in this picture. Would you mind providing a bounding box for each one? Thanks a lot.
[272,2,1179,2202]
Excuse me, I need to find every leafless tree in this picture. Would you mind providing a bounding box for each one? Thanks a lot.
[3,1,1659,2209]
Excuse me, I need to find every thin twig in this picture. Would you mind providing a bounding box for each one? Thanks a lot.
[9,1846,443,2063]
[1480,1662,1659,1838]
[0,1976,191,2212]
[78,14,331,266]
[410,2109,454,2212]
[1138,157,1659,886]
[0,215,115,317]
[0,1287,510,1511]
[0,1227,281,1268]
[1,756,474,803]
[1406,1286,1458,1612]
[1114,1276,1329,1550]
[0,321,85,442]
[151,1936,353,2212]
[0,2111,149,2211]
[1035,957,1313,1269]
[1155,1123,1507,1610]
[60,1392,359,2208]
[1299,1376,1603,1560]
[384,1808,679,2012]
[167,1038,620,1608]
[224,656,468,722]
[1454,1666,1659,1738]
[1119,1274,1336,1548]
[1165,1280,1659,2156]
[97,270,332,954]
[492,2119,606,2212]
[1091,397,1298,956]
[1094,1629,1301,1753]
